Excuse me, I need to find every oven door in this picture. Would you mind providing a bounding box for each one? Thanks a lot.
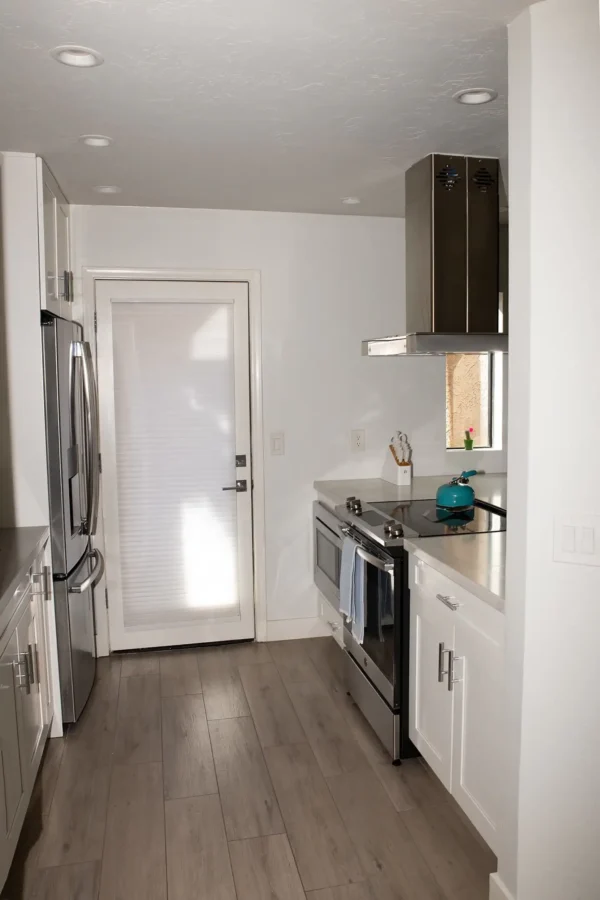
[342,529,398,707]
[313,503,343,611]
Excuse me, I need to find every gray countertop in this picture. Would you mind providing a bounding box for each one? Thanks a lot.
[0,527,49,639]
[314,474,507,513]
[404,533,505,613]
[314,474,507,613]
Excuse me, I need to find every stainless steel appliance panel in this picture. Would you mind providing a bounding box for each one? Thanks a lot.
[43,313,103,722]
[42,316,88,574]
[344,650,399,760]
[344,624,394,707]
[313,502,343,611]
[54,544,104,722]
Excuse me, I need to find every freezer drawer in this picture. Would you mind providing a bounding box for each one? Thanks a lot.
[54,546,103,722]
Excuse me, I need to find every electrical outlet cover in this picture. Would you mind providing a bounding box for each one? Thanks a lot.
[351,429,366,452]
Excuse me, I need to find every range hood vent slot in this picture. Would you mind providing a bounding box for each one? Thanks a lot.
[472,165,496,192]
[436,164,461,191]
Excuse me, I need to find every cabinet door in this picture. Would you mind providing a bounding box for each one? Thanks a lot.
[409,584,455,790]
[38,159,71,319]
[0,628,25,841]
[41,174,61,316]
[452,608,504,853]
[31,548,53,728]
[56,199,71,318]
[15,600,45,784]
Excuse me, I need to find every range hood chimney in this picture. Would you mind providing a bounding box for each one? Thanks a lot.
[363,154,508,356]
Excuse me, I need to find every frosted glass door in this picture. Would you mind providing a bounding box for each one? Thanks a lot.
[96,281,254,650]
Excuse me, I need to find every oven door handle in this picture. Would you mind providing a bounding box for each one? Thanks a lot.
[355,546,394,574]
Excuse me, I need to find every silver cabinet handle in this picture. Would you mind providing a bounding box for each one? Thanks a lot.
[436,593,460,611]
[31,566,52,601]
[222,480,247,493]
[13,655,30,693]
[438,642,449,683]
[448,651,463,691]
[70,549,105,594]
[27,644,38,686]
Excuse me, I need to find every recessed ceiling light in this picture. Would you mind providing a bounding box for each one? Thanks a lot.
[80,134,112,147]
[50,45,104,68]
[453,88,498,106]
[342,197,361,205]
[93,185,121,194]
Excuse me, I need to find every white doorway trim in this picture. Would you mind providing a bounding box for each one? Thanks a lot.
[81,266,267,654]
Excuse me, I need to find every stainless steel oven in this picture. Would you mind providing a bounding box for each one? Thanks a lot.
[313,502,344,612]
[339,523,415,763]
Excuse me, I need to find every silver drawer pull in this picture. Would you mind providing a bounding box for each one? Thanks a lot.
[13,655,30,693]
[438,642,449,682]
[448,652,463,691]
[31,566,52,600]
[327,621,340,633]
[436,593,460,611]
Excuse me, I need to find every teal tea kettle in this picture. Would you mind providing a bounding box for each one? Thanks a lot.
[436,470,478,510]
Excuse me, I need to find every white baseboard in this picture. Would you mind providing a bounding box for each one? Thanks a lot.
[266,616,331,641]
[490,873,515,900]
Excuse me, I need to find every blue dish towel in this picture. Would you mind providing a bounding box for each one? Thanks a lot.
[339,537,356,620]
[339,537,366,644]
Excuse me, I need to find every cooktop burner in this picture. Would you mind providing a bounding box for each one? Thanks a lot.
[370,499,506,538]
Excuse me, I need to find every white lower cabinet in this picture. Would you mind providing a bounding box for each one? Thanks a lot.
[409,556,504,854]
[0,542,53,889]
[410,586,455,790]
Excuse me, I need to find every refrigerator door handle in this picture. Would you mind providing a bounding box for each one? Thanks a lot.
[74,341,101,536]
[70,549,105,594]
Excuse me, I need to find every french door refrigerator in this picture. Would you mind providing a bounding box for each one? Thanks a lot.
[42,312,104,722]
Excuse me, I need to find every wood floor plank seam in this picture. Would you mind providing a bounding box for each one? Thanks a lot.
[3,642,494,900]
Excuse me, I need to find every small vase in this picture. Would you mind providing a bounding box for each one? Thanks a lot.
[464,438,474,451]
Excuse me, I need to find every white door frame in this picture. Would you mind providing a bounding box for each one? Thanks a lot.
[81,267,267,653]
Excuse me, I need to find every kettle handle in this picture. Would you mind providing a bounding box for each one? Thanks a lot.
[461,470,478,479]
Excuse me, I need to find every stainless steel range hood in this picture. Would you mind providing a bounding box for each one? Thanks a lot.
[362,331,508,357]
[364,154,508,357]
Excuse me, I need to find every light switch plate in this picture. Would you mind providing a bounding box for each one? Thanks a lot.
[553,515,600,566]
[270,432,285,456]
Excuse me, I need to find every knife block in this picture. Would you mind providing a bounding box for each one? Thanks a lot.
[382,455,412,486]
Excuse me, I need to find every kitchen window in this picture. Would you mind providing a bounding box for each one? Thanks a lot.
[446,353,503,450]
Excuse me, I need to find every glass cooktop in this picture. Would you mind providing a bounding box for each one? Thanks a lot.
[370,500,506,538]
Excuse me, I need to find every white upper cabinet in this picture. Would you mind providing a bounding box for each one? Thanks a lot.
[409,555,504,854]
[37,159,72,319]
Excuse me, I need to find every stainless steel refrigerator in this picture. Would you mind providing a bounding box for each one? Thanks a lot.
[42,312,104,723]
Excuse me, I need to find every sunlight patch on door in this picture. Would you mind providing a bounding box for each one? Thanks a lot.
[181,502,239,613]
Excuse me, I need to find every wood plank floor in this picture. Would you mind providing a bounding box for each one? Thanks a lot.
[1,638,495,900]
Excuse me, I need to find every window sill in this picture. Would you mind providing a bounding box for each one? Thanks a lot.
[446,446,503,453]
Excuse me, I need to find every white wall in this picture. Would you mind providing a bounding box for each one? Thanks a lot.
[499,2,600,899]
[71,205,507,630]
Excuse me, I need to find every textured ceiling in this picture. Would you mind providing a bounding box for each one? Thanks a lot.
[0,0,531,215]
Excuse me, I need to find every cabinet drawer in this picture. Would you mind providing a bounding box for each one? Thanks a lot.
[410,557,503,639]
[411,557,473,609]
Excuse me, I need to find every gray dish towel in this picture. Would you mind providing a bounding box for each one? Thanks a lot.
[339,537,365,644]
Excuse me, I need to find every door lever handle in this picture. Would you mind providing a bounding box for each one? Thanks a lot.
[222,480,247,493]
